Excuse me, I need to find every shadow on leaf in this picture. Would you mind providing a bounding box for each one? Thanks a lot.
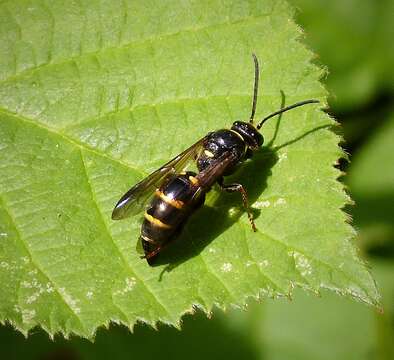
[140,90,331,274]
[154,146,278,274]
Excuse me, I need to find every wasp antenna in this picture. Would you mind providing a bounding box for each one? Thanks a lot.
[249,53,260,123]
[256,99,319,130]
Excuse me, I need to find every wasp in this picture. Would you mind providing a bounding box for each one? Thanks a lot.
[112,55,319,264]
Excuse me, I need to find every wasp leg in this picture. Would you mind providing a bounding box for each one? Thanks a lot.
[139,236,162,262]
[140,245,163,260]
[141,239,173,265]
[218,178,257,232]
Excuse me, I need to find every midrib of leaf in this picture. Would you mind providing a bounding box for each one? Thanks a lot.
[0,106,375,311]
[0,110,185,327]
[232,224,281,291]
[79,139,257,320]
[0,0,380,338]
[194,223,282,301]
[79,150,174,322]
[196,251,236,304]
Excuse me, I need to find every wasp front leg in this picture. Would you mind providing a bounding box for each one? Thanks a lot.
[218,178,257,232]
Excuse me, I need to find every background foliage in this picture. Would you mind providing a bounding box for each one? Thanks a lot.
[1,0,393,358]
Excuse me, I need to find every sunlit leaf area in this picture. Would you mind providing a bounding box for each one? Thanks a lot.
[0,0,393,358]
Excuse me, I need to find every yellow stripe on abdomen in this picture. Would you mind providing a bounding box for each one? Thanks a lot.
[155,190,185,209]
[144,212,172,229]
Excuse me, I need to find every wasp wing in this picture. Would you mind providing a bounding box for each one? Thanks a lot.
[111,137,206,220]
[135,237,144,254]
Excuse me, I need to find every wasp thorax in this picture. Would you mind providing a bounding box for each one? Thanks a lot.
[231,121,264,150]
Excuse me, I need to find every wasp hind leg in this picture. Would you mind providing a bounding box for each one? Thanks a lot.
[218,178,257,232]
[139,236,163,265]
[140,244,165,267]
[141,246,162,260]
[141,236,175,265]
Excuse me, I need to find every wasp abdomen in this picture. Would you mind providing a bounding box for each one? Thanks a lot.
[140,172,205,260]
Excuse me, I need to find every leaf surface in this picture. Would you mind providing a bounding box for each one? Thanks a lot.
[0,0,379,337]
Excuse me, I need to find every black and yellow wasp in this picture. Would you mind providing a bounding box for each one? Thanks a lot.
[112,55,319,265]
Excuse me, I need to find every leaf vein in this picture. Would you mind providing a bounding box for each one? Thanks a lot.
[239,224,283,292]
[0,13,271,85]
[0,193,86,330]
[0,108,145,177]
[79,149,174,321]
[240,219,371,298]
[198,252,236,303]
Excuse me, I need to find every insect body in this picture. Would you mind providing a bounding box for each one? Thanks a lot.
[112,55,319,264]
[140,171,205,263]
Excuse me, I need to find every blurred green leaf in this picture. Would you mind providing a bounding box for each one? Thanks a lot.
[0,259,392,360]
[0,0,379,337]
[0,312,259,360]
[349,114,394,195]
[291,0,394,110]
[259,260,394,360]
[348,113,394,254]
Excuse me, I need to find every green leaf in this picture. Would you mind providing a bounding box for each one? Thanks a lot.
[347,113,394,252]
[257,260,394,360]
[349,114,394,196]
[291,0,394,110]
[0,0,379,337]
[0,259,392,359]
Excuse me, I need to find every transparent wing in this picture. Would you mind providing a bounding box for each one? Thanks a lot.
[135,237,144,254]
[111,137,206,220]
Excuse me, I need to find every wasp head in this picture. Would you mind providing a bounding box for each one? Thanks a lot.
[231,121,264,151]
